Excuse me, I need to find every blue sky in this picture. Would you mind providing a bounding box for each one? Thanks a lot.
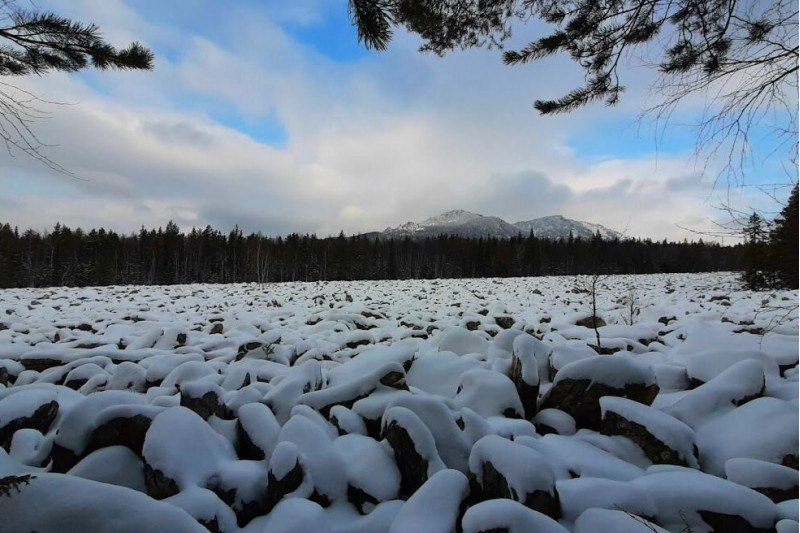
[0,0,795,240]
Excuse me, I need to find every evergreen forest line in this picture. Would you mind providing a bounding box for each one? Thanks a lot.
[0,221,743,288]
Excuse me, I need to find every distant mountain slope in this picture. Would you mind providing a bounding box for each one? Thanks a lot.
[514,215,621,240]
[383,210,521,239]
[377,210,620,240]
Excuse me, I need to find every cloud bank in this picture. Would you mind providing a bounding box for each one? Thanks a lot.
[0,0,780,242]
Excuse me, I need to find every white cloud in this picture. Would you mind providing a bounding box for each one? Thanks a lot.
[0,0,782,243]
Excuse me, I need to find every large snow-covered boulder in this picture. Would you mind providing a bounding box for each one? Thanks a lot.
[557,477,657,524]
[381,406,445,496]
[276,414,348,505]
[532,408,577,436]
[686,349,779,387]
[461,499,570,533]
[725,457,798,503]
[164,486,238,533]
[385,394,472,472]
[600,396,698,467]
[236,402,281,461]
[389,469,469,533]
[142,406,237,499]
[663,359,766,429]
[405,351,482,397]
[264,441,307,511]
[84,404,164,459]
[180,382,231,420]
[521,433,645,481]
[573,508,669,533]
[8,428,52,467]
[0,473,205,533]
[468,435,558,518]
[434,327,490,357]
[540,355,658,430]
[0,389,58,451]
[52,391,146,472]
[454,369,524,419]
[696,397,799,476]
[298,362,407,417]
[508,334,542,418]
[209,459,269,527]
[67,445,145,492]
[334,434,400,512]
[633,469,778,533]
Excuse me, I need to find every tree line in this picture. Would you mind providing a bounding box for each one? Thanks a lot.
[0,220,746,289]
[741,185,798,290]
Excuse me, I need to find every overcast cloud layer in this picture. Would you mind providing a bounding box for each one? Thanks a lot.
[0,0,789,241]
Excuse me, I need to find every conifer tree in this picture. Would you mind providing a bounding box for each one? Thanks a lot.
[0,1,153,171]
[768,185,799,289]
[741,211,768,290]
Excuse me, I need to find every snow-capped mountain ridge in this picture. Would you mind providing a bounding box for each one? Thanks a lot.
[380,210,620,240]
[514,215,621,240]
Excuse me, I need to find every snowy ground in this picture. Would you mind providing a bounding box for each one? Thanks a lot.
[0,273,797,533]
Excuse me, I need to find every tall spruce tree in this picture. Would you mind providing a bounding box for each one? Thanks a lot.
[768,185,799,289]
[741,211,768,290]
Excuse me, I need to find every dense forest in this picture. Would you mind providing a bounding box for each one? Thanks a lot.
[0,221,744,288]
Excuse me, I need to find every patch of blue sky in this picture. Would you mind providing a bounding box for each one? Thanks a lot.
[4,174,78,199]
[568,116,789,184]
[282,10,371,63]
[174,94,288,147]
[208,106,289,148]
[70,70,288,148]
[125,0,367,63]
[567,116,696,161]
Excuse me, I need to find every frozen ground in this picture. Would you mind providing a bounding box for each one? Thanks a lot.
[0,273,797,532]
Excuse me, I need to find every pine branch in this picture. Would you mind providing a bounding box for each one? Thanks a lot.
[0,9,153,76]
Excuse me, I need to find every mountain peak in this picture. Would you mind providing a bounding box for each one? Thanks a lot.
[421,209,483,227]
[514,215,620,240]
[378,209,619,241]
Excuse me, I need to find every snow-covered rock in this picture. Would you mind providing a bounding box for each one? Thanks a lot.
[541,355,658,430]
[633,469,777,533]
[461,499,570,533]
[389,469,469,533]
[0,473,205,533]
[573,508,669,533]
[557,477,658,524]
[725,457,799,503]
[469,435,558,517]
[600,396,698,467]
[142,406,237,498]
[695,397,798,476]
[0,388,58,451]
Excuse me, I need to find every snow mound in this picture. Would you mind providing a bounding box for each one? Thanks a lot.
[573,508,669,533]
[142,406,236,493]
[0,473,204,533]
[600,396,698,467]
[633,469,777,532]
[461,499,570,533]
[389,469,468,533]
[557,477,658,523]
[696,397,798,476]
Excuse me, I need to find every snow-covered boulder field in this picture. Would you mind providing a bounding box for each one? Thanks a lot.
[0,273,797,532]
